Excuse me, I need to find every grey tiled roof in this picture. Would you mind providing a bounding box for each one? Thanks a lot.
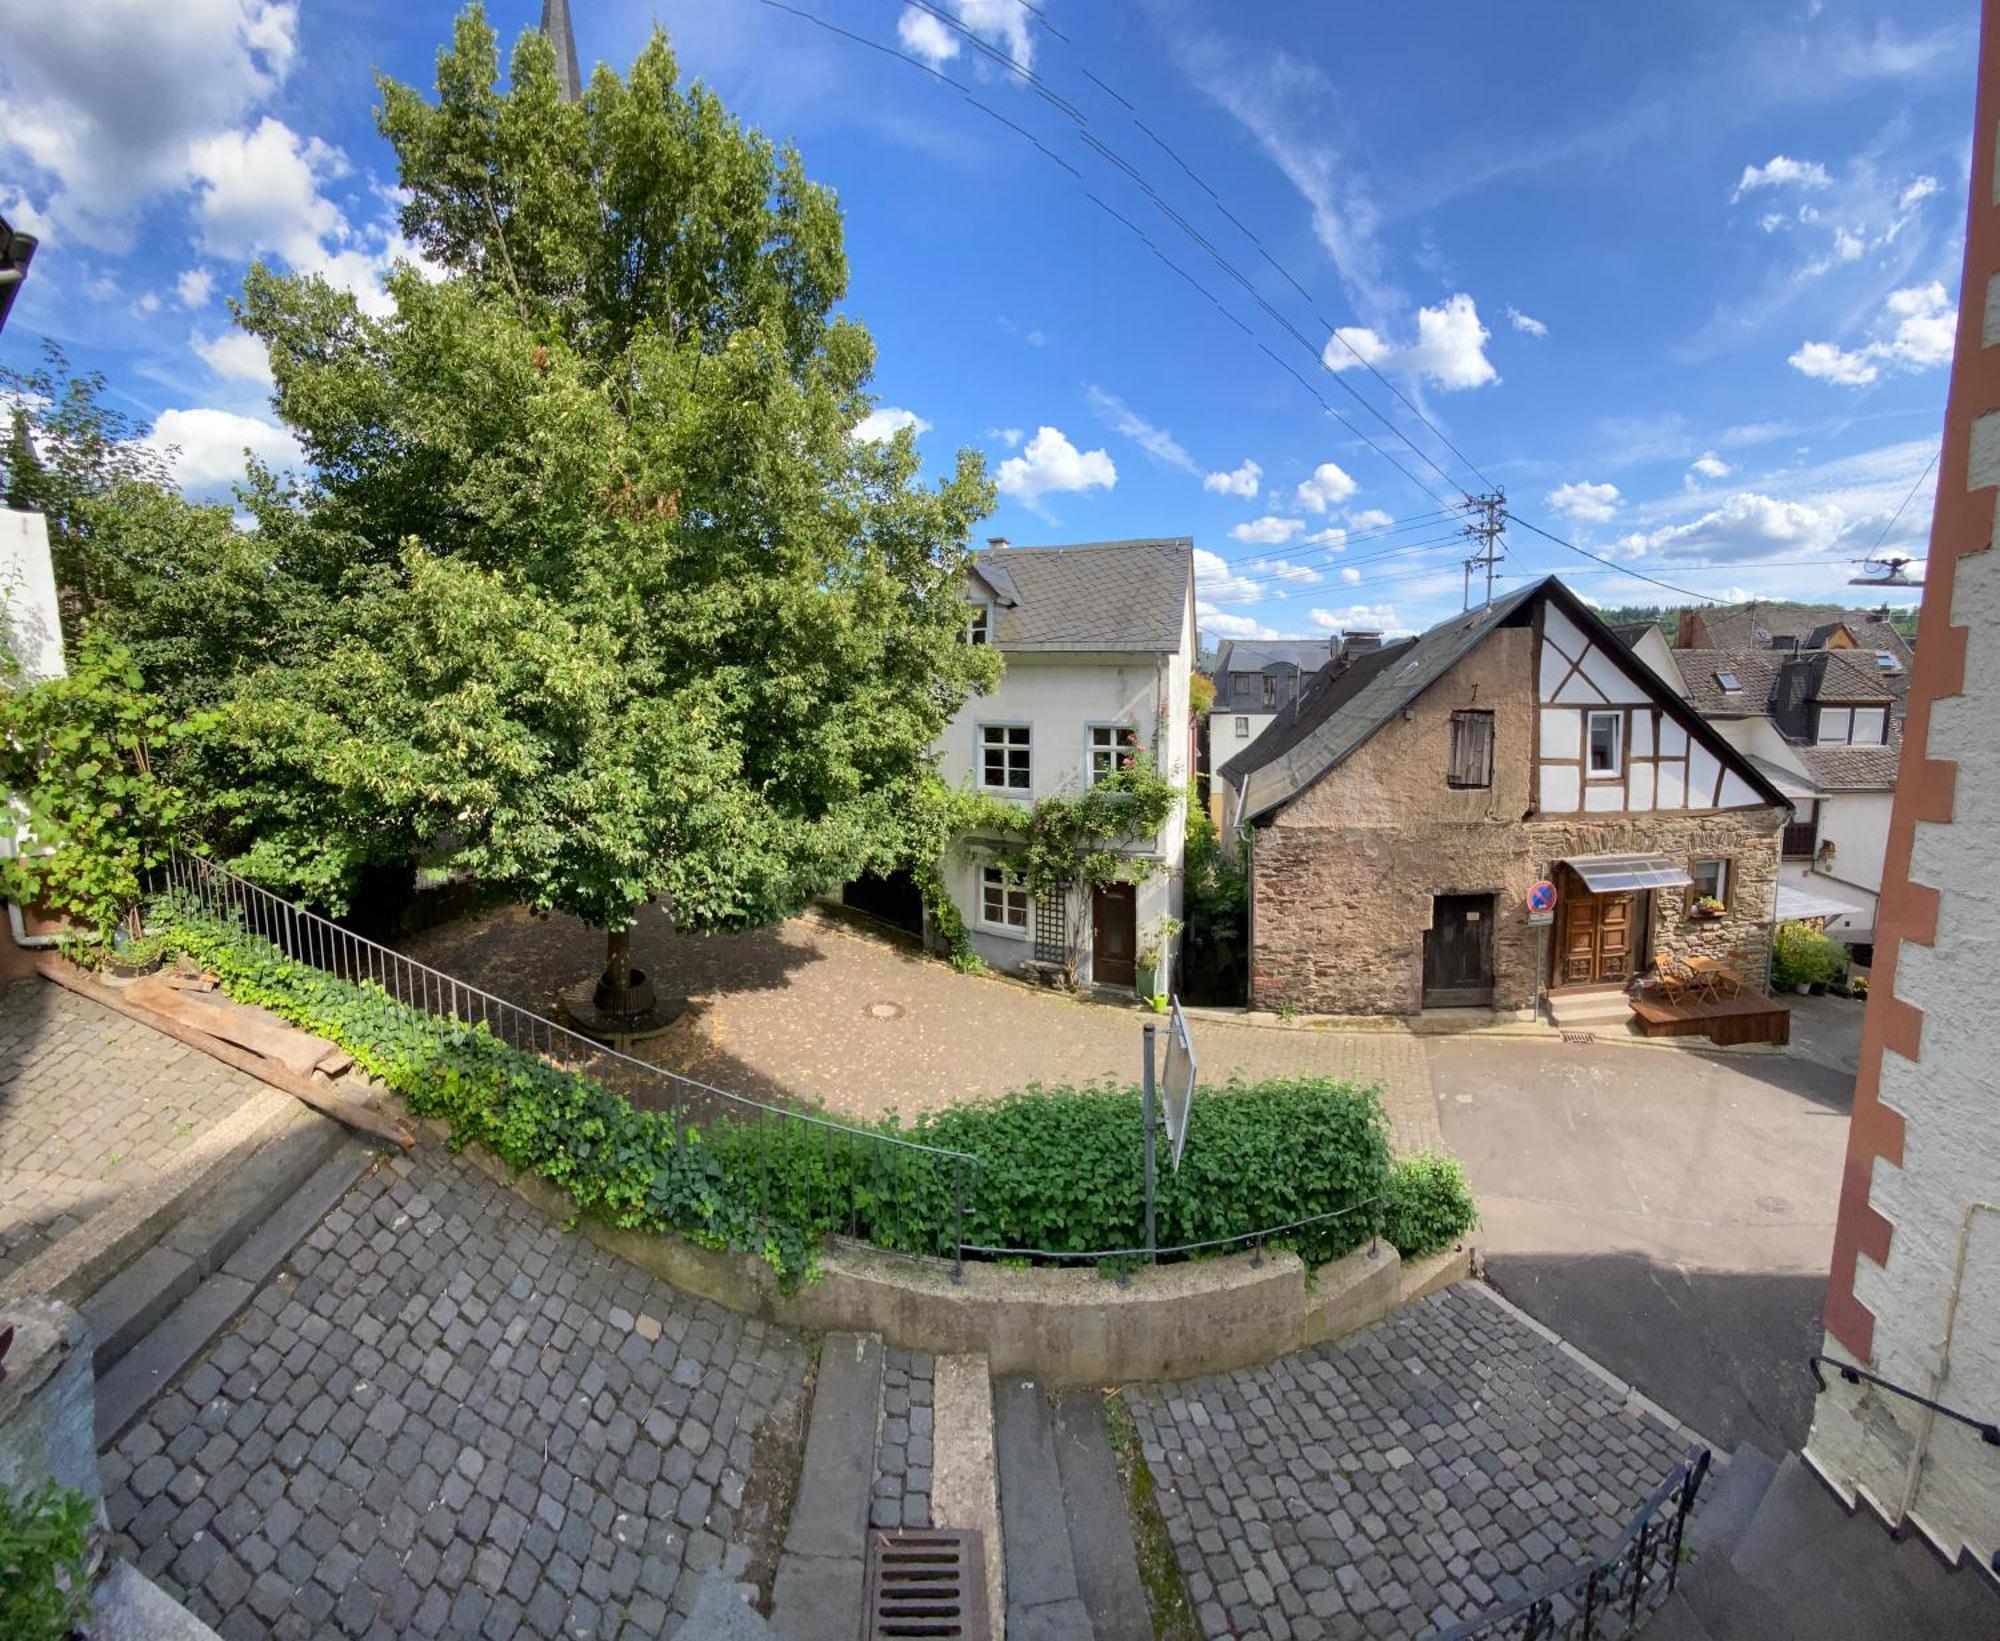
[970,538,1192,653]
[1213,638,1335,675]
[1676,649,1901,790]
[1796,735,1902,791]
[1692,600,1912,658]
[1677,649,1789,716]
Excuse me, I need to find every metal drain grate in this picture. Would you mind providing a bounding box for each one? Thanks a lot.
[1562,1030,1597,1045]
[864,1527,989,1638]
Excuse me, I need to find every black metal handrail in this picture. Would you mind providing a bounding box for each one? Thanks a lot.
[1808,1354,2000,1445]
[1435,1448,1711,1640]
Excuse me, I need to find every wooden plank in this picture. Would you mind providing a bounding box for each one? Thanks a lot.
[125,973,333,1075]
[34,957,413,1150]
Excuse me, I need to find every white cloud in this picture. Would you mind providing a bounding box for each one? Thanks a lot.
[1347,508,1395,532]
[1203,458,1262,497]
[1229,516,1304,546]
[144,405,301,492]
[1198,606,1279,640]
[175,267,215,309]
[1085,386,1197,474]
[1546,480,1621,523]
[985,426,1023,447]
[1302,526,1347,549]
[1309,603,1404,634]
[1323,293,1498,391]
[1507,306,1548,338]
[192,327,274,385]
[1688,452,1733,481]
[0,0,300,250]
[1732,154,1832,201]
[1617,492,1853,565]
[189,116,343,268]
[1339,566,1362,585]
[1899,175,1941,209]
[1194,548,1264,604]
[896,6,960,67]
[1789,280,1955,386]
[994,426,1116,502]
[1293,460,1358,513]
[1250,558,1321,585]
[854,406,932,442]
[132,291,161,316]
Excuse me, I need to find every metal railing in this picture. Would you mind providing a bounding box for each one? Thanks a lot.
[155,850,984,1274]
[1808,1355,2000,1445]
[1436,1448,1711,1640]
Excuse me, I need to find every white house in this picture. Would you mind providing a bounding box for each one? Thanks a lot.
[1621,621,1902,952]
[934,537,1196,992]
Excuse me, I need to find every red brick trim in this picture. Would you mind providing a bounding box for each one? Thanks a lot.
[1822,4,2000,1362]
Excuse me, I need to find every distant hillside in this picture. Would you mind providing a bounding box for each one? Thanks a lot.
[1593,600,1919,645]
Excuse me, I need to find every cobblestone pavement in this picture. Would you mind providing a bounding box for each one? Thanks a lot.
[1123,1284,1698,1639]
[0,978,265,1280]
[870,1348,934,1532]
[404,907,1443,1152]
[103,1143,810,1640]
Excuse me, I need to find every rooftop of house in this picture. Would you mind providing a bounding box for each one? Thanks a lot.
[968,537,1193,654]
[1684,600,1913,666]
[1212,638,1337,676]
[1678,647,1902,790]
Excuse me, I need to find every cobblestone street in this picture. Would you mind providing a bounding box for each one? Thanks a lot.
[0,978,265,1280]
[102,1143,810,1640]
[405,908,1444,1152]
[1124,1283,1698,1639]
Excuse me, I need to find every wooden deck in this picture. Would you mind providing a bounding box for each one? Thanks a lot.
[1629,991,1791,1047]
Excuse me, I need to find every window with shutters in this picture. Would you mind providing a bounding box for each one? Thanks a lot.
[1447,709,1494,789]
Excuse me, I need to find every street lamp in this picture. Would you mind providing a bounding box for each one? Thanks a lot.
[0,214,37,336]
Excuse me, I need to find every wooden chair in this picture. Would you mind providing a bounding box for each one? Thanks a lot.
[1653,954,1700,1006]
[1687,955,1746,1001]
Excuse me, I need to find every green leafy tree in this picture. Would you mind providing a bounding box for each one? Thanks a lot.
[225,6,998,987]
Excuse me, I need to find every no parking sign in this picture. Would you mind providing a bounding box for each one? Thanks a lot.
[1526,879,1558,926]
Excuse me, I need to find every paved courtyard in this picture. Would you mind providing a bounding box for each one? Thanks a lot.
[102,1142,810,1640]
[0,978,265,1281]
[1125,1282,1700,1639]
[404,906,1443,1152]
[1431,1009,1859,1454]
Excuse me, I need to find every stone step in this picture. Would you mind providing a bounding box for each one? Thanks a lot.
[931,1354,1004,1640]
[82,1103,350,1373]
[1686,1444,1779,1563]
[1050,1391,1152,1641]
[93,1138,375,1448]
[771,1332,883,1641]
[1546,991,1637,1026]
[994,1374,1092,1638]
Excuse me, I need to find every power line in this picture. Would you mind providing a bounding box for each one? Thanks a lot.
[1504,512,1724,604]
[1207,533,1476,599]
[1204,506,1461,567]
[1860,447,1940,561]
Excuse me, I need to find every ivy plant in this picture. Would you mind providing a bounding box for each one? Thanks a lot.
[0,1480,95,1641]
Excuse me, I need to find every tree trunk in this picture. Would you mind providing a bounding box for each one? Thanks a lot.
[591,914,655,1018]
[603,924,631,992]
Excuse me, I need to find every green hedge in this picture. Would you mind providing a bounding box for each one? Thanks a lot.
[150,897,1474,1283]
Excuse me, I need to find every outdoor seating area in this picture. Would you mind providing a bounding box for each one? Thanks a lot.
[1631,988,1792,1046]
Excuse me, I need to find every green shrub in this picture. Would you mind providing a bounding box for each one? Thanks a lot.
[152,897,1447,1283]
[1772,921,1845,990]
[0,1481,94,1641]
[1382,1152,1478,1257]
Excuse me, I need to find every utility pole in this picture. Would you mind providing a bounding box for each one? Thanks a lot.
[1461,557,1476,612]
[1463,491,1506,608]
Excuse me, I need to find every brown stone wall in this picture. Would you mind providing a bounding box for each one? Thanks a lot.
[1247,629,1785,1014]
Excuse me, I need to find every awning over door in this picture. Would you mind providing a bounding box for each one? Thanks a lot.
[1776,884,1861,923]
[1563,853,1694,894]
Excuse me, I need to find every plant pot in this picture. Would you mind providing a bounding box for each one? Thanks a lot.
[1794,982,1811,995]
[103,953,163,979]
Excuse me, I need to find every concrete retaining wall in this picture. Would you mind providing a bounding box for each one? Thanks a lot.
[439,1121,1471,1383]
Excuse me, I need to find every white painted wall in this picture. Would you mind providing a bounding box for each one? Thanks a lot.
[1,511,64,682]
[1220,709,1283,756]
[935,591,1193,991]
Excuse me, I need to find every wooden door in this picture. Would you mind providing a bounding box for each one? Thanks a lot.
[1091,882,1138,988]
[1560,889,1636,984]
[1423,894,1496,1007]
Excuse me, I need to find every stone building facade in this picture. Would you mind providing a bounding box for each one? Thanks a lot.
[1231,579,1788,1018]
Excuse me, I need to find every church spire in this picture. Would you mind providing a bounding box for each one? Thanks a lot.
[540,0,582,103]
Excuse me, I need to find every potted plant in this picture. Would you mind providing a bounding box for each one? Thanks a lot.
[1690,894,1726,920]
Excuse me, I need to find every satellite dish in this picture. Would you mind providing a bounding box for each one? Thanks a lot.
[1753,626,1771,642]
[1850,549,1923,588]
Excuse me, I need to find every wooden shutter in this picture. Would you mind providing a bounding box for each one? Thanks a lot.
[1448,710,1494,789]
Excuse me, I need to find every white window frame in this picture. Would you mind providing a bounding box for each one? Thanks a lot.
[1586,710,1624,779]
[1691,857,1729,908]
[979,722,1032,793]
[964,602,990,646]
[1233,715,1250,738]
[1086,721,1138,787]
[977,864,1029,935]
[1850,705,1888,745]
[1816,706,1853,746]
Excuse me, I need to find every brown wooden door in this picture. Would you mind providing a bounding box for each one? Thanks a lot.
[1423,894,1496,1007]
[1092,882,1138,987]
[1560,890,1636,984]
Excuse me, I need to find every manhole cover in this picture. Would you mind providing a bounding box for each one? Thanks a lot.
[1757,1194,1792,1215]
[864,1001,905,1021]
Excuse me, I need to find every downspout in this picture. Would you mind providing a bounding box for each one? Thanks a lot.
[1895,1201,2000,1526]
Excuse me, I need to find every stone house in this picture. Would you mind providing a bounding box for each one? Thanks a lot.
[1219,577,1790,1017]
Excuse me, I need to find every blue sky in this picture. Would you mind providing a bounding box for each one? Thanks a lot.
[0,0,1973,639]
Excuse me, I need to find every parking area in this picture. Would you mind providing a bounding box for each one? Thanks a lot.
[1431,998,1861,1454]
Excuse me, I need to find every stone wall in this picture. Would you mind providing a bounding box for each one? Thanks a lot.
[1247,627,1785,1015]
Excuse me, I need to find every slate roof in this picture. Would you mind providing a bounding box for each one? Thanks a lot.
[1689,601,1914,678]
[1676,649,1900,790]
[1608,622,1658,648]
[1215,637,1416,785]
[1232,578,1790,823]
[1213,638,1336,675]
[1676,649,1790,716]
[1796,738,1902,790]
[969,538,1193,654]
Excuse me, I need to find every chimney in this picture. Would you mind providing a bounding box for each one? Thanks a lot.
[1344,630,1383,653]
[987,536,1010,550]
[1676,609,1700,648]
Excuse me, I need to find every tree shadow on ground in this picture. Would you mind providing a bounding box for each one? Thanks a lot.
[1482,1253,1830,1457]
[1691,1042,1856,1116]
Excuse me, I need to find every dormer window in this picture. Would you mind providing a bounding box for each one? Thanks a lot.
[1816,705,1889,746]
[1715,670,1741,693]
[965,603,989,645]
[1875,652,1900,673]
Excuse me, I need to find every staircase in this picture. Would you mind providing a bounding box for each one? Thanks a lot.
[1649,1445,2000,1640]
[1545,986,1637,1033]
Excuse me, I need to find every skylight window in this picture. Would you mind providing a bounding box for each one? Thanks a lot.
[1715,670,1741,693]
[1875,652,1900,672]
